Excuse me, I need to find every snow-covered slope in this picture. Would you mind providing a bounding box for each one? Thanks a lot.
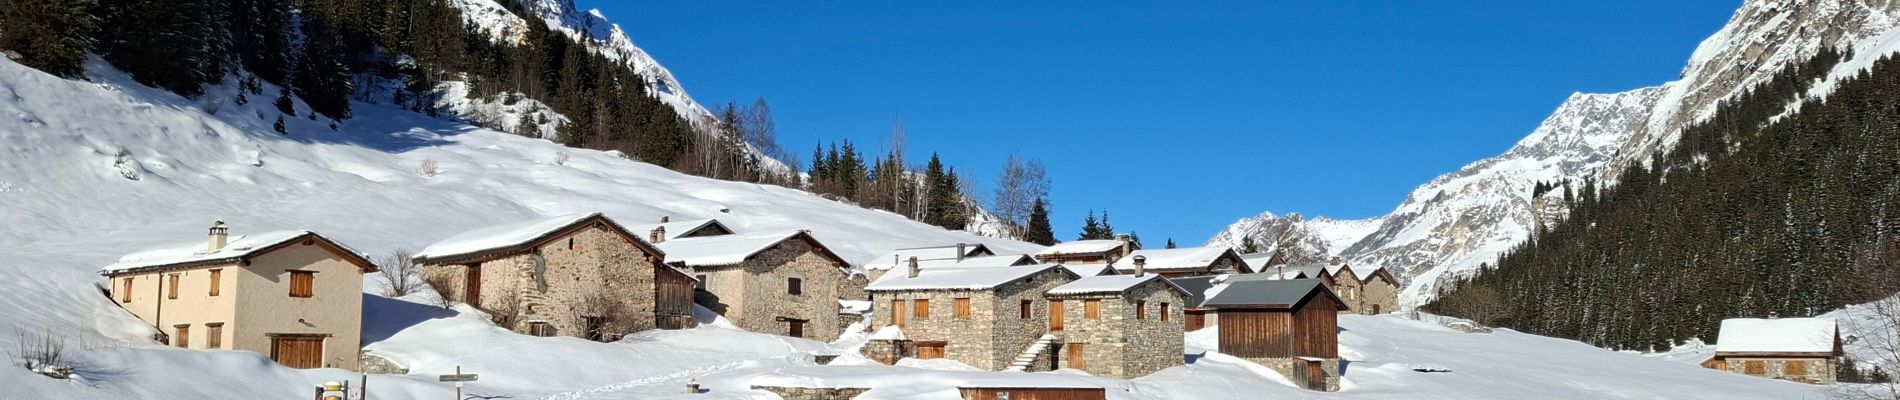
[450,0,712,123]
[1218,0,1900,308]
[1205,212,1380,264]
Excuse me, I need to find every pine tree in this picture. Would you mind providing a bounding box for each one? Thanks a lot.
[289,16,352,120]
[1078,210,1101,241]
[0,0,95,77]
[1025,198,1057,245]
[93,0,228,96]
[228,0,292,83]
[1166,238,1177,249]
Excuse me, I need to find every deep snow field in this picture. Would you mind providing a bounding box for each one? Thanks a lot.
[0,57,1842,398]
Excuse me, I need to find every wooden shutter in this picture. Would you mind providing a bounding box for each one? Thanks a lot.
[1136,300,1147,320]
[788,277,803,295]
[465,263,482,306]
[1745,360,1765,375]
[1066,343,1086,369]
[954,298,971,319]
[1049,300,1065,331]
[1785,360,1807,375]
[891,299,906,328]
[1084,299,1101,319]
[289,271,314,298]
[208,269,221,296]
[167,274,179,299]
[913,299,930,319]
[271,336,325,369]
[120,278,133,303]
[1161,303,1171,322]
[1020,300,1032,319]
[173,325,189,348]
[206,323,223,349]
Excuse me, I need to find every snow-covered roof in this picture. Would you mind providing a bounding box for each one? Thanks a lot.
[1238,252,1277,270]
[658,231,830,267]
[416,213,635,262]
[623,218,732,240]
[102,230,370,274]
[865,264,1067,291]
[1036,240,1126,256]
[1716,318,1838,354]
[1047,274,1173,295]
[869,325,906,340]
[860,243,993,271]
[1063,264,1115,277]
[840,300,873,315]
[1261,264,1325,280]
[950,254,1037,268]
[1202,278,1344,310]
[1115,246,1240,272]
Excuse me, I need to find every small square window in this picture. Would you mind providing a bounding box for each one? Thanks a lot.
[787,277,804,296]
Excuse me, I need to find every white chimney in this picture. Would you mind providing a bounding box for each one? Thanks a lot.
[650,226,667,244]
[1133,255,1147,278]
[907,256,921,279]
[207,220,229,253]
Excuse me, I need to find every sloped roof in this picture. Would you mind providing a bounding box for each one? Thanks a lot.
[1047,273,1180,296]
[102,230,374,275]
[1261,264,1326,280]
[658,230,843,267]
[1239,252,1277,271]
[950,254,1037,268]
[1062,263,1115,277]
[860,243,994,271]
[1116,246,1242,272]
[1202,278,1346,310]
[1037,240,1125,256]
[623,218,733,240]
[414,213,659,264]
[1716,318,1838,354]
[865,264,1070,291]
[1170,276,1219,307]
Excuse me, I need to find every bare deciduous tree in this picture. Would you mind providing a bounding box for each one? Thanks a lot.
[1834,240,1900,399]
[421,271,458,308]
[992,154,1050,235]
[574,291,641,342]
[13,327,71,379]
[377,249,423,298]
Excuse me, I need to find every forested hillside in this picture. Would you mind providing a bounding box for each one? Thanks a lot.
[1424,47,1900,351]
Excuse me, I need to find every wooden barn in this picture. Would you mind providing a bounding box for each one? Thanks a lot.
[1201,278,1348,391]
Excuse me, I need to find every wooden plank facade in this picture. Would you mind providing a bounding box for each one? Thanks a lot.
[655,267,696,329]
[959,387,1107,400]
[1214,293,1339,359]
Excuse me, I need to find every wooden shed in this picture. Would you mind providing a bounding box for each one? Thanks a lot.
[1201,278,1348,391]
[958,386,1106,400]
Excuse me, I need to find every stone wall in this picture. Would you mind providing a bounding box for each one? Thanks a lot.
[1249,356,1341,392]
[867,268,1074,370]
[988,268,1077,369]
[421,224,665,340]
[751,385,870,400]
[1048,279,1185,378]
[693,237,848,342]
[1721,357,1836,384]
[860,339,912,365]
[1356,276,1398,315]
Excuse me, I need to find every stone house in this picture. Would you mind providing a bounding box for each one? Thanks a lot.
[1034,238,1137,264]
[1703,317,1841,384]
[1326,264,1397,315]
[864,262,1079,371]
[623,216,735,241]
[657,230,853,341]
[1202,278,1348,391]
[1112,247,1251,278]
[1043,264,1187,378]
[860,243,997,282]
[102,221,374,370]
[415,213,694,341]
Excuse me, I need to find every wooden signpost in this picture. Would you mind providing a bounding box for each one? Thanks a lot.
[439,366,479,399]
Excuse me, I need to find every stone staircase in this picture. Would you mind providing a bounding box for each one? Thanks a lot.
[1003,333,1060,372]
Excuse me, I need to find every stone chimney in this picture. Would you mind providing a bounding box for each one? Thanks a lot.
[660,215,670,223]
[1117,235,1133,257]
[207,220,229,253]
[650,226,667,244]
[1133,255,1147,278]
[956,243,968,261]
[907,256,921,279]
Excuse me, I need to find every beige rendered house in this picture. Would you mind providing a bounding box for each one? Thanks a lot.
[415,213,695,341]
[102,221,375,370]
[656,230,854,341]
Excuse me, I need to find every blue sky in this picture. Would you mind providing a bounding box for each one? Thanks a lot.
[585,1,1739,245]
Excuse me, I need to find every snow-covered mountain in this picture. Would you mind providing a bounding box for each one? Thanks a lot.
[1206,212,1380,264]
[450,0,712,122]
[1216,0,1900,308]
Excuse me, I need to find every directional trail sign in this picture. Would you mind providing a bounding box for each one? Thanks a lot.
[439,374,479,382]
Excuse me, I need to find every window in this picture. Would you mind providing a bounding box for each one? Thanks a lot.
[120,278,133,303]
[954,298,971,319]
[206,323,223,349]
[1136,300,1147,320]
[289,271,315,298]
[1084,299,1101,319]
[694,274,708,290]
[1161,303,1171,322]
[1744,360,1765,375]
[1020,300,1032,319]
[208,269,222,296]
[787,277,804,296]
[567,238,574,250]
[529,322,556,337]
[173,324,190,348]
[1785,360,1807,375]
[913,299,930,319]
[167,273,180,299]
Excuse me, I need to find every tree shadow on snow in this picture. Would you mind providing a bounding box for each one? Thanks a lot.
[274,107,484,154]
[361,294,457,344]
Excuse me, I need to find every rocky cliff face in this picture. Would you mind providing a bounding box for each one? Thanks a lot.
[1217,0,1900,308]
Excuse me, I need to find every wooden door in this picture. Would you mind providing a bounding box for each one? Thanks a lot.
[1049,300,1064,331]
[1185,311,1205,331]
[271,337,325,369]
[787,319,805,338]
[917,342,946,359]
[892,299,906,329]
[465,264,482,306]
[1299,359,1324,390]
[1066,343,1086,369]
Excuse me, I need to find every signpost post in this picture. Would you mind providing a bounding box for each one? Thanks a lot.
[439,366,479,400]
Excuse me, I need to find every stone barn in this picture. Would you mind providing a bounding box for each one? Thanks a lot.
[1202,278,1348,391]
[1703,317,1841,384]
[657,230,854,341]
[624,216,735,241]
[864,262,1079,371]
[1042,262,1187,378]
[1034,238,1136,265]
[415,213,695,341]
[1112,247,1251,278]
[1332,265,1398,315]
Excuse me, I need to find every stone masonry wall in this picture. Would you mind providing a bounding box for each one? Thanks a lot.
[697,238,847,342]
[751,386,870,400]
[422,225,662,339]
[1357,277,1398,315]
[989,269,1077,370]
[1249,357,1341,392]
[870,289,1000,369]
[1723,357,1836,384]
[1049,279,1184,378]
